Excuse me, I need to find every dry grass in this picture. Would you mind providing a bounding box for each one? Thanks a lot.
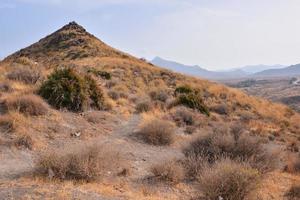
[172,106,195,127]
[138,119,175,145]
[136,99,152,113]
[14,134,34,150]
[285,154,300,174]
[36,143,127,181]
[198,159,260,200]
[286,184,300,200]
[0,82,13,92]
[3,94,48,116]
[0,115,15,133]
[183,131,276,173]
[150,160,184,184]
[6,65,41,84]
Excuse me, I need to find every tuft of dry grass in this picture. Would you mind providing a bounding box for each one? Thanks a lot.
[36,143,127,181]
[3,94,48,116]
[285,184,300,200]
[6,66,41,84]
[198,159,260,200]
[183,131,276,173]
[138,119,175,146]
[0,115,15,133]
[285,154,300,174]
[0,82,13,92]
[150,160,184,184]
[15,134,34,150]
[136,99,152,113]
[172,106,195,127]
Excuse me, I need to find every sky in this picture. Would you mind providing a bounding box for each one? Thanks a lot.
[1,0,300,70]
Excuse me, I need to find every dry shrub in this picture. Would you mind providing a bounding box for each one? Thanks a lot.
[7,66,41,84]
[286,184,300,200]
[15,134,33,150]
[285,154,300,174]
[149,89,169,102]
[0,82,13,92]
[0,115,15,133]
[36,143,126,181]
[138,119,175,145]
[151,160,184,184]
[3,95,48,116]
[183,131,276,173]
[211,103,229,115]
[198,159,259,200]
[172,107,195,127]
[136,100,152,113]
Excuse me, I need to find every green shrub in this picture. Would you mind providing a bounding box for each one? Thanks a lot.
[39,68,106,112]
[177,93,210,116]
[174,85,193,95]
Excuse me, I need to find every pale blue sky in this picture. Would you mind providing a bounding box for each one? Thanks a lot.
[1,0,300,70]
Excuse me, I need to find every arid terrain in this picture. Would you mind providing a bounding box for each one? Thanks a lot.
[224,77,300,112]
[0,22,299,200]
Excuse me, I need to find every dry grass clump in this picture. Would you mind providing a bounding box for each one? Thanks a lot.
[172,107,195,127]
[36,143,126,181]
[150,160,184,184]
[286,184,300,200]
[6,66,41,84]
[183,131,276,173]
[39,68,107,112]
[198,159,259,200]
[138,119,175,145]
[0,82,13,92]
[285,154,300,174]
[136,99,152,113]
[0,115,15,133]
[3,95,48,116]
[14,134,34,150]
[211,103,229,115]
[149,89,169,102]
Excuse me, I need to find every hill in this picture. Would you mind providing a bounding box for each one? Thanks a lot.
[254,63,300,77]
[0,22,299,200]
[151,56,248,80]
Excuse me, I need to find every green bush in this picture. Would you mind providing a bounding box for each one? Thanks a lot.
[174,85,193,95]
[39,68,106,112]
[177,93,210,116]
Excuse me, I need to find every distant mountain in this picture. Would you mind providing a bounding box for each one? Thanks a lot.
[151,57,248,80]
[254,64,300,77]
[237,64,286,74]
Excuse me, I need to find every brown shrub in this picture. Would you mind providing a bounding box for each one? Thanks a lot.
[136,100,152,113]
[198,159,259,200]
[285,154,300,174]
[3,95,48,116]
[151,160,184,184]
[138,119,175,145]
[211,103,229,115]
[7,66,41,84]
[286,184,300,200]
[15,134,33,150]
[0,115,15,133]
[183,132,276,172]
[0,82,13,92]
[172,107,195,126]
[149,89,169,102]
[36,143,126,181]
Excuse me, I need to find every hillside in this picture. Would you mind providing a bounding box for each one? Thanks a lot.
[254,63,300,77]
[151,56,248,80]
[0,22,299,200]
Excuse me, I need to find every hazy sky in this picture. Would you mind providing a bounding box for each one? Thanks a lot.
[1,0,300,70]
